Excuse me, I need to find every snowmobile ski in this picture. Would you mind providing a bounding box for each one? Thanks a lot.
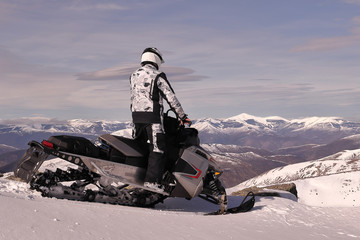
[206,191,255,215]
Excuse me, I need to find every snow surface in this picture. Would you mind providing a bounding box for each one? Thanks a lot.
[1,156,360,240]
[1,175,359,240]
[294,172,360,207]
[229,149,360,208]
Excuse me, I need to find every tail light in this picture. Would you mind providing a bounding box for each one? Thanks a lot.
[41,140,54,149]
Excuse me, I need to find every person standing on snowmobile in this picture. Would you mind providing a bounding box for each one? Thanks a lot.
[130,47,191,191]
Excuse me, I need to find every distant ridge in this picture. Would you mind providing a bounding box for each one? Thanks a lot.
[1,114,360,186]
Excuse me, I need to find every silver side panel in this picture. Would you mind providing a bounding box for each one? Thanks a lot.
[81,156,146,185]
[173,146,209,198]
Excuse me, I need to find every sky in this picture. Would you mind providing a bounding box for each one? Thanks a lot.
[1,0,360,121]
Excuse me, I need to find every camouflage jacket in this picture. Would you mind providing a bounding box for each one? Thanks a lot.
[130,64,186,123]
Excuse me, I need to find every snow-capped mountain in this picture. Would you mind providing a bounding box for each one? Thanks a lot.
[1,114,360,150]
[192,113,360,150]
[0,117,131,135]
[193,113,349,134]
[234,148,360,187]
[200,133,360,187]
[0,117,131,149]
[1,114,360,187]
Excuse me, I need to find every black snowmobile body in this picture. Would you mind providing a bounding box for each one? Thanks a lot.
[14,114,255,214]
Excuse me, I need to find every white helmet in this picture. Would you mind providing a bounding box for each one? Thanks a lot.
[141,47,164,69]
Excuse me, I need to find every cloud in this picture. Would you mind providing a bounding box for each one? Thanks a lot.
[291,35,360,52]
[64,83,129,109]
[252,78,280,82]
[341,0,360,5]
[0,2,17,23]
[0,46,206,119]
[0,47,85,111]
[291,14,360,52]
[0,117,67,125]
[76,65,207,82]
[215,83,314,101]
[76,64,137,81]
[69,2,128,11]
[0,48,21,71]
[353,16,360,24]
[0,0,129,13]
[180,80,360,119]
[178,82,316,108]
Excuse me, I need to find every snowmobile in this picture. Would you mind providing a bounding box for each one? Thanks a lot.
[14,112,254,215]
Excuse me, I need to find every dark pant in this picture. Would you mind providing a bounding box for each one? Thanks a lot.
[134,123,166,183]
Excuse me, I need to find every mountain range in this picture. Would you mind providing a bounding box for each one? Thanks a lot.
[192,114,360,186]
[193,113,360,150]
[1,113,360,187]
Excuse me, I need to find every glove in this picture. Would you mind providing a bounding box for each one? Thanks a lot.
[180,115,192,127]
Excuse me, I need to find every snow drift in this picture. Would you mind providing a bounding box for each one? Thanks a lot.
[229,149,360,207]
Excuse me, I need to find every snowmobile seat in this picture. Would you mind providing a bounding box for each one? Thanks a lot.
[99,134,146,157]
[99,134,148,168]
[47,135,100,157]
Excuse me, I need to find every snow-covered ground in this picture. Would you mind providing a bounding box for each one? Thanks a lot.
[1,168,360,240]
[229,149,360,207]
